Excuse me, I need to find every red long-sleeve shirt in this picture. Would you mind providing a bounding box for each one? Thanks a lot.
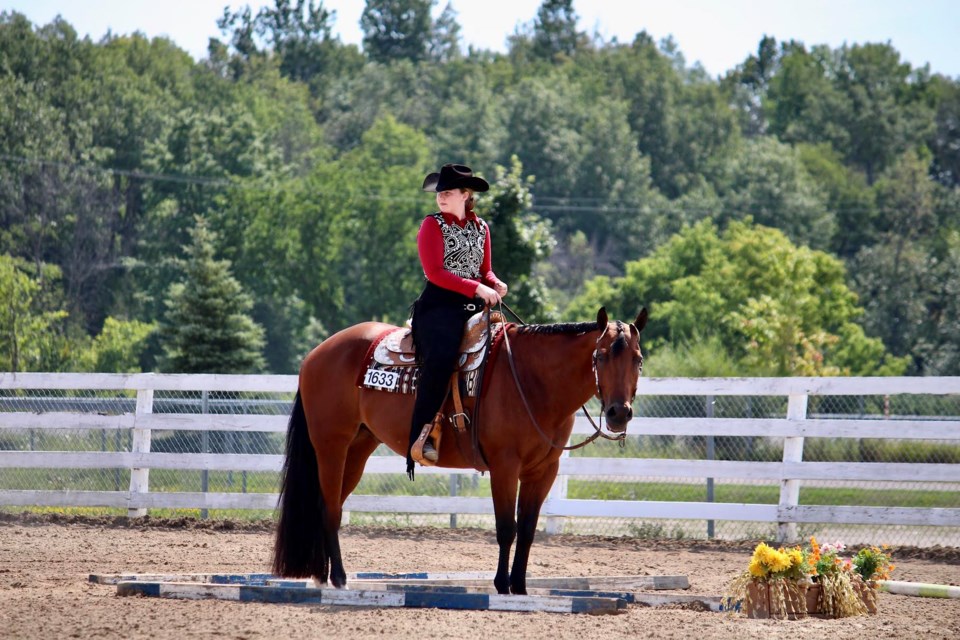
[417,211,503,298]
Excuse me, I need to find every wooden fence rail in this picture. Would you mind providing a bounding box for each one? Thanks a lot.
[1,373,959,542]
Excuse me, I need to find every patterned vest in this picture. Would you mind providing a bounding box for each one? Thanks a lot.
[431,212,486,279]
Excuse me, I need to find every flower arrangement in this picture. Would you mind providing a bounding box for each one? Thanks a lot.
[808,537,867,618]
[850,545,895,614]
[852,545,895,582]
[725,537,895,619]
[723,542,813,618]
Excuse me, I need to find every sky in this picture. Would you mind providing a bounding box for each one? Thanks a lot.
[6,0,960,78]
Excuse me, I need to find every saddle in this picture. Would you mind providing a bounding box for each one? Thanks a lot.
[373,310,501,371]
[376,310,502,469]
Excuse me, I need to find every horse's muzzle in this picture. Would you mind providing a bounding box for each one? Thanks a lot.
[604,403,633,432]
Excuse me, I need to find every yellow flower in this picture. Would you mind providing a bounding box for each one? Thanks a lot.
[767,548,793,573]
[748,558,766,578]
[788,548,804,568]
[751,542,774,565]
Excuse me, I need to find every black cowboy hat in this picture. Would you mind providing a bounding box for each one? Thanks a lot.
[422,164,489,193]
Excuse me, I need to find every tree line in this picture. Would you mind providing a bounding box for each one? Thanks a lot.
[0,0,957,376]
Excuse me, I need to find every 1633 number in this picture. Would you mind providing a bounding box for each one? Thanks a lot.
[363,368,400,391]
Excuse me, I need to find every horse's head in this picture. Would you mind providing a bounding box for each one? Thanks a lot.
[593,306,648,432]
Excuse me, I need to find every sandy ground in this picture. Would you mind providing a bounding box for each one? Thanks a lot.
[1,514,959,640]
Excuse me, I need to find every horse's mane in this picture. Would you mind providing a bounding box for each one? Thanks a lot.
[514,321,600,336]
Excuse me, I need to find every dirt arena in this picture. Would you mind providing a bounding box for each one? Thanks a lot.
[1,514,958,639]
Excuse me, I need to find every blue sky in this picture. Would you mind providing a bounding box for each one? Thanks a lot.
[6,0,959,78]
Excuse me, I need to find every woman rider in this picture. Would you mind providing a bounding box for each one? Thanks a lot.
[407,164,508,479]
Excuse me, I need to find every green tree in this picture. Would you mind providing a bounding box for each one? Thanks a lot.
[214,0,357,90]
[797,143,876,258]
[0,255,67,372]
[930,76,960,187]
[765,42,935,184]
[318,59,439,151]
[531,0,583,61]
[921,230,960,374]
[428,2,462,63]
[589,33,739,198]
[360,0,435,64]
[832,43,935,184]
[159,217,265,373]
[499,73,663,264]
[329,115,433,327]
[716,137,834,250]
[565,219,907,376]
[485,157,555,321]
[78,317,157,373]
[847,150,938,368]
[723,35,780,137]
[764,42,843,146]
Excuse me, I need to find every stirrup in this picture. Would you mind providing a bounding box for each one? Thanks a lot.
[410,421,439,466]
[421,440,438,462]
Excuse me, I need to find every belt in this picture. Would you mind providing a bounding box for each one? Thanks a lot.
[463,302,481,312]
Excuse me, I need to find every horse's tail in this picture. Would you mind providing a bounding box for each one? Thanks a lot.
[272,390,329,580]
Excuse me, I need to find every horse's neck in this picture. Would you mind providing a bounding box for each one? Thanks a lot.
[511,329,597,417]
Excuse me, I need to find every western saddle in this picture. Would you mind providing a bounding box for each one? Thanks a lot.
[373,310,502,466]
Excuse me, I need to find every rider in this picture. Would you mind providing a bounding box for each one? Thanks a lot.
[407,164,508,479]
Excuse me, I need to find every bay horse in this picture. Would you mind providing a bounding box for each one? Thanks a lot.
[272,306,648,595]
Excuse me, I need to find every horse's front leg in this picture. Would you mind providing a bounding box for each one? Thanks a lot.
[510,460,559,595]
[489,466,520,595]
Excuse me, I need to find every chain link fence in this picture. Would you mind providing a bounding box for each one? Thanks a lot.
[1,385,958,547]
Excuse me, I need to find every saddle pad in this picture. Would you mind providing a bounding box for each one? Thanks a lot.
[359,363,482,397]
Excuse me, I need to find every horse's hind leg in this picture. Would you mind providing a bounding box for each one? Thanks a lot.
[309,426,379,589]
[510,460,559,595]
[312,427,362,589]
[341,425,380,503]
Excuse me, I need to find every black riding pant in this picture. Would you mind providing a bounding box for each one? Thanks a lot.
[407,282,481,472]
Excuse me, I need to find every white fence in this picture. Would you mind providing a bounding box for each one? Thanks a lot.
[1,373,959,542]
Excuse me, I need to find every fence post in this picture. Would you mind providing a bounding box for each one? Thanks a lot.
[705,395,715,539]
[544,448,570,534]
[128,388,154,518]
[777,393,808,543]
[449,474,458,529]
[201,390,209,520]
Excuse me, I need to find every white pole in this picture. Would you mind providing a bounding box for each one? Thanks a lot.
[878,580,960,599]
[128,387,153,518]
[544,448,570,535]
[777,394,807,543]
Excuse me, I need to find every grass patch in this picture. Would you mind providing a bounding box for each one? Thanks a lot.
[568,480,960,508]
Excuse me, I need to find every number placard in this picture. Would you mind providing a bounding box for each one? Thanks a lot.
[363,367,400,391]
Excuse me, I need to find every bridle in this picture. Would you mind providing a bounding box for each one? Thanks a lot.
[499,303,634,452]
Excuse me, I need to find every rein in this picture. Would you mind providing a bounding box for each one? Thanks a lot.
[496,302,626,451]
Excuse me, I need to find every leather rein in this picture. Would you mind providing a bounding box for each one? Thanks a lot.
[496,302,626,452]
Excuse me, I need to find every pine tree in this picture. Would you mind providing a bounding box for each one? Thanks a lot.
[160,217,266,373]
[429,2,462,63]
[532,0,581,60]
[360,0,434,63]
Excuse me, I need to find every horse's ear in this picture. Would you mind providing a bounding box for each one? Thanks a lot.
[597,306,608,327]
[634,307,648,333]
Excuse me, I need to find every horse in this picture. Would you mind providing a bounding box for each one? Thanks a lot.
[272,306,648,595]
